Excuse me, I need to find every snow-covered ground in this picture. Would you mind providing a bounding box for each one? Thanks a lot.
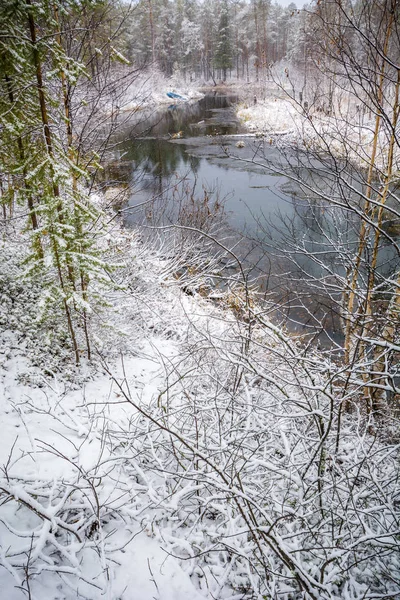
[0,331,205,600]
[236,92,400,172]
[0,199,399,600]
[109,69,204,114]
[0,225,219,599]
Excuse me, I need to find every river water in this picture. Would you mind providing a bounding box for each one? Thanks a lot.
[109,93,399,347]
[114,93,298,234]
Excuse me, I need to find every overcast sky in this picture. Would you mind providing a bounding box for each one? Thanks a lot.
[276,0,303,7]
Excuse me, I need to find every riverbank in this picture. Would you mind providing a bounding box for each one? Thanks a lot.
[97,70,399,177]
[113,70,205,114]
[236,90,400,172]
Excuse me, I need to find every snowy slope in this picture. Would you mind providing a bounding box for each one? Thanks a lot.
[0,224,399,600]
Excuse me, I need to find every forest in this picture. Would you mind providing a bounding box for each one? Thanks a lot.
[125,0,301,81]
[0,0,399,599]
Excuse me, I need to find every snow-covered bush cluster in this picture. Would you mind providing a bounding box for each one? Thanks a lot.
[1,218,399,600]
[0,237,79,377]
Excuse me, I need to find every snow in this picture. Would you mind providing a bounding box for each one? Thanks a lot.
[0,200,399,599]
[112,534,205,600]
[0,215,239,597]
[107,69,204,114]
[0,325,204,599]
[237,96,299,137]
[236,92,400,171]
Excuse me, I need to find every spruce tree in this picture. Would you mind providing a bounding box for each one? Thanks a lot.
[214,0,232,80]
[0,0,118,363]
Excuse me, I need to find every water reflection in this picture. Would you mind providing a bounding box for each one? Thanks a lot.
[119,92,242,139]
[107,93,399,348]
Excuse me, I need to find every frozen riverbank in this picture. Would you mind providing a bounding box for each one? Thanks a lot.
[236,91,400,171]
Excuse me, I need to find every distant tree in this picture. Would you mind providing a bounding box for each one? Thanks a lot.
[213,0,233,80]
[179,17,203,80]
[199,0,218,80]
[158,0,176,75]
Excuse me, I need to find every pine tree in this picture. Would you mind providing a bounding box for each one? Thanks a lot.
[0,0,127,363]
[214,0,232,80]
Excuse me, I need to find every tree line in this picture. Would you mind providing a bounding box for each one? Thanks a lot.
[126,0,302,82]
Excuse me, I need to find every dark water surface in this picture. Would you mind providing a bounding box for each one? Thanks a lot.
[109,93,399,347]
[114,93,300,234]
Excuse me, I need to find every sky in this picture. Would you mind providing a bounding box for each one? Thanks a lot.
[276,0,302,7]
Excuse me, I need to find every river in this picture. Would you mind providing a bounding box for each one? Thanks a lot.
[108,92,399,348]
